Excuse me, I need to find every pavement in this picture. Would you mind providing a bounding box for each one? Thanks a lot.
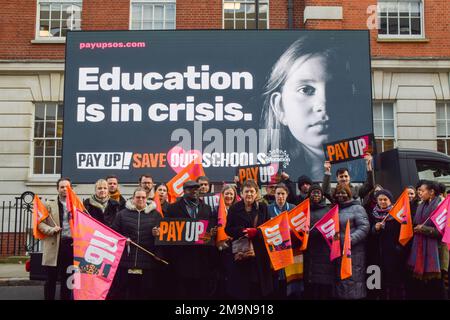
[0,262,42,286]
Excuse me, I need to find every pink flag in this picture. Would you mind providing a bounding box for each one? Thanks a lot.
[431,196,450,235]
[314,205,341,261]
[72,209,126,300]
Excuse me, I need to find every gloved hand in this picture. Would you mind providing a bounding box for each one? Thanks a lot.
[244,228,258,239]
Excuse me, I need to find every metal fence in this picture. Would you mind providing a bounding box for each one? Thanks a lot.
[0,191,41,257]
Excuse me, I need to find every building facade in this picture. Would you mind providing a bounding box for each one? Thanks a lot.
[0,0,449,202]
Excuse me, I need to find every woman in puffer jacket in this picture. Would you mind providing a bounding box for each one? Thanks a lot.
[110,187,164,300]
[303,184,334,299]
[333,184,370,300]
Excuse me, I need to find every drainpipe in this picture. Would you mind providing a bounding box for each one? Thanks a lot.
[288,0,294,29]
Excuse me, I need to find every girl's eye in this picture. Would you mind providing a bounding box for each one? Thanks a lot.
[298,85,316,96]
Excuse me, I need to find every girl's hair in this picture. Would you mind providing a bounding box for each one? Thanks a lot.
[155,183,168,191]
[94,179,107,191]
[260,34,353,156]
[221,184,238,205]
[241,179,261,200]
[333,183,352,199]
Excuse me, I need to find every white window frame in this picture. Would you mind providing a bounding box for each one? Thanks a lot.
[377,0,425,39]
[373,101,397,152]
[129,0,176,30]
[222,0,270,30]
[436,101,450,155]
[34,0,82,41]
[30,102,63,178]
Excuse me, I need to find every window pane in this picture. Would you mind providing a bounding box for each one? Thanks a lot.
[46,104,56,120]
[259,20,267,29]
[436,104,445,119]
[388,17,398,35]
[51,4,62,20]
[373,103,382,119]
[235,5,245,19]
[34,157,43,174]
[383,139,395,151]
[400,18,410,35]
[383,103,394,119]
[247,20,256,29]
[132,4,142,19]
[376,139,383,153]
[143,21,152,29]
[143,5,153,20]
[411,18,421,35]
[56,122,63,137]
[131,21,141,30]
[44,158,55,174]
[45,121,56,138]
[384,120,394,136]
[259,4,268,19]
[56,140,62,156]
[45,140,55,157]
[224,8,234,19]
[246,4,256,20]
[166,21,175,30]
[235,19,245,29]
[34,122,45,138]
[57,104,64,120]
[154,5,164,20]
[399,2,409,16]
[35,104,45,121]
[374,120,383,136]
[437,120,446,137]
[437,140,446,154]
[40,4,50,19]
[224,19,234,29]
[154,21,163,29]
[379,17,387,34]
[166,5,175,20]
[55,157,61,174]
[34,140,44,157]
[39,20,50,37]
[411,2,421,17]
[387,3,398,16]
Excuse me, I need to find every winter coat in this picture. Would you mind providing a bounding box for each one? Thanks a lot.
[267,202,295,219]
[334,200,370,300]
[225,200,275,299]
[163,198,218,280]
[367,207,408,287]
[83,197,120,228]
[111,200,162,270]
[303,201,335,286]
[38,198,64,267]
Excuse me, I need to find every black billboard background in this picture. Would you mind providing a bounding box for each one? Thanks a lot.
[62,30,373,183]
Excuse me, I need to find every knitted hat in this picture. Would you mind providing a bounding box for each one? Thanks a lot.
[297,175,313,189]
[374,189,394,203]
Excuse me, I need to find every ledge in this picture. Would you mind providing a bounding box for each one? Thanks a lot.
[30,39,66,44]
[377,37,430,43]
[304,6,343,23]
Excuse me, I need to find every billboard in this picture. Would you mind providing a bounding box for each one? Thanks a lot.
[62,30,373,183]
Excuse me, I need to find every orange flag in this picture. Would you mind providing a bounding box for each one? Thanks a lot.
[388,189,413,246]
[166,160,205,203]
[287,199,310,251]
[216,193,229,244]
[259,212,294,271]
[340,219,352,280]
[32,195,49,240]
[66,185,87,232]
[153,193,164,217]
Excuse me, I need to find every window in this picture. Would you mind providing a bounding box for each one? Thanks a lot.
[36,0,82,39]
[33,103,63,175]
[378,0,423,38]
[437,102,450,154]
[223,0,269,29]
[373,101,396,152]
[130,0,176,30]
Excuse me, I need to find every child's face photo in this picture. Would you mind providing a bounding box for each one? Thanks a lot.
[272,54,331,149]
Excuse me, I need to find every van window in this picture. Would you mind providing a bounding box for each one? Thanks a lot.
[416,160,450,182]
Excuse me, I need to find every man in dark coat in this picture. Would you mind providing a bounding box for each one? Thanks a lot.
[164,180,218,299]
[106,175,126,210]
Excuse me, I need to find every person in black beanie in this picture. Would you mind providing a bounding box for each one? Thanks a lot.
[281,173,313,205]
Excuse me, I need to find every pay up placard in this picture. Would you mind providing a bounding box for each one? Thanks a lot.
[155,218,215,246]
[323,133,376,164]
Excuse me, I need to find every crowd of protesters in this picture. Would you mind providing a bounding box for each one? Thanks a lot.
[38,153,449,300]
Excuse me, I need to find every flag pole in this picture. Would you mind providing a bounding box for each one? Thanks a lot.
[129,240,169,265]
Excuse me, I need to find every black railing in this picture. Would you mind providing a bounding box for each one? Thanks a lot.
[0,191,40,257]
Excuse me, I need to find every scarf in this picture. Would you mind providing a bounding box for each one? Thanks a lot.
[371,204,393,221]
[183,197,200,219]
[109,189,122,202]
[407,197,441,280]
[89,195,109,213]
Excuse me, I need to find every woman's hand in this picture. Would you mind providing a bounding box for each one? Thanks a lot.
[375,222,384,232]
[414,224,424,234]
[243,228,258,239]
[152,227,160,237]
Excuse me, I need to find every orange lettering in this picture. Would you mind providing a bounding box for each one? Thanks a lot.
[133,153,142,168]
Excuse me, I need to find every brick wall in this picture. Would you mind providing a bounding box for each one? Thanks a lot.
[0,233,27,257]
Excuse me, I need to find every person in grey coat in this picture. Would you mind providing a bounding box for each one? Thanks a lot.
[303,184,334,299]
[332,183,370,300]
